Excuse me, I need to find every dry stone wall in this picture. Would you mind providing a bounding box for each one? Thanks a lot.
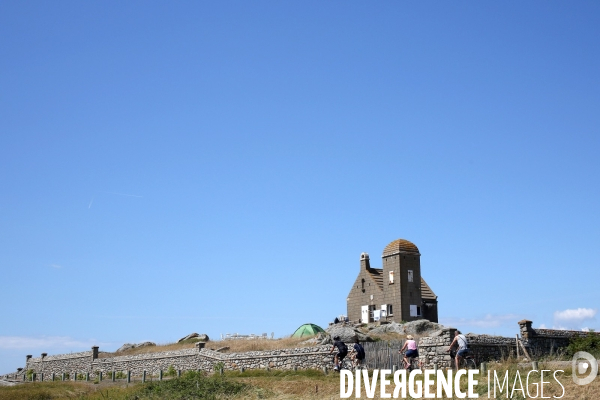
[6,345,332,381]
[416,322,596,369]
[6,320,598,380]
[416,328,517,368]
[519,320,599,357]
[418,321,600,369]
[417,328,456,368]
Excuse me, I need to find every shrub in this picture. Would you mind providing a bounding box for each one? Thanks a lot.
[136,370,247,399]
[165,365,177,377]
[567,332,600,357]
[213,362,225,373]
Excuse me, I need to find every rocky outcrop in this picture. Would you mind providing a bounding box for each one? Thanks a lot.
[115,342,156,353]
[321,325,373,344]
[369,320,447,336]
[178,333,209,343]
[116,343,135,353]
[136,342,156,348]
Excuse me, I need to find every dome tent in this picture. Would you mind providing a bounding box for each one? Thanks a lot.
[291,323,325,338]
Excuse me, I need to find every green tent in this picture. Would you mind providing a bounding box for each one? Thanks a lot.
[292,323,326,338]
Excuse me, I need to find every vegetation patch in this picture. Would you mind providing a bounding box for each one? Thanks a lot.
[567,331,600,358]
[135,370,248,399]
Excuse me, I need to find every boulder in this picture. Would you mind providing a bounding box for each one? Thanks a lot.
[178,333,209,343]
[403,320,446,335]
[178,333,199,342]
[116,343,135,353]
[322,324,374,344]
[369,320,447,337]
[197,334,209,342]
[136,341,156,348]
[115,342,156,352]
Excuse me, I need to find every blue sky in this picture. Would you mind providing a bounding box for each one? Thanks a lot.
[1,1,599,373]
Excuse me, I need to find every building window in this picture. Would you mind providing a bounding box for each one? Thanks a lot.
[408,270,413,283]
[389,271,394,284]
[361,279,365,292]
[369,305,376,321]
[379,305,394,318]
[410,305,421,317]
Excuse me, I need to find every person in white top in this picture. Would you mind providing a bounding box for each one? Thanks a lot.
[447,330,469,370]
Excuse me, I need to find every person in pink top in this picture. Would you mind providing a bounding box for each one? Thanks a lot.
[399,335,420,369]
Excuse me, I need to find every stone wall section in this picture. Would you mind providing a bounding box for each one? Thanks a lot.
[519,319,600,357]
[7,345,332,381]
[416,328,517,368]
[418,328,456,368]
[6,320,599,380]
[416,322,600,369]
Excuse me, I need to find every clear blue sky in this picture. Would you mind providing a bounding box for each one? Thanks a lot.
[1,1,599,373]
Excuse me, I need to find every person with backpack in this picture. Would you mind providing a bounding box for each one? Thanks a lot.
[350,337,366,369]
[329,336,348,371]
[447,330,469,369]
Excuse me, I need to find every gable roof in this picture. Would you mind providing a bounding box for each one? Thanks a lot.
[365,269,437,301]
[421,277,437,301]
[367,268,384,291]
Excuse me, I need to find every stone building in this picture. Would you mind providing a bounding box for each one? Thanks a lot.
[346,239,438,323]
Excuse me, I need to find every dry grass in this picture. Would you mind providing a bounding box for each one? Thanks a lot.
[210,336,315,353]
[104,336,316,357]
[0,381,137,400]
[1,365,599,399]
[101,341,198,357]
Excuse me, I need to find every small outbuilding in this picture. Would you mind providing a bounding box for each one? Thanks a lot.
[292,323,326,338]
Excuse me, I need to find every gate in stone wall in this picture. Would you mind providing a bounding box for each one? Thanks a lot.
[361,340,405,370]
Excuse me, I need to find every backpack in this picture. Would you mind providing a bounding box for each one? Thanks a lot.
[335,341,348,353]
[354,343,365,360]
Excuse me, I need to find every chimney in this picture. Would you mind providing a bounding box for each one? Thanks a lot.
[518,320,534,339]
[360,252,371,270]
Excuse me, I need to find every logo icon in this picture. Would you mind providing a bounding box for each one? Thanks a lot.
[572,351,598,385]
